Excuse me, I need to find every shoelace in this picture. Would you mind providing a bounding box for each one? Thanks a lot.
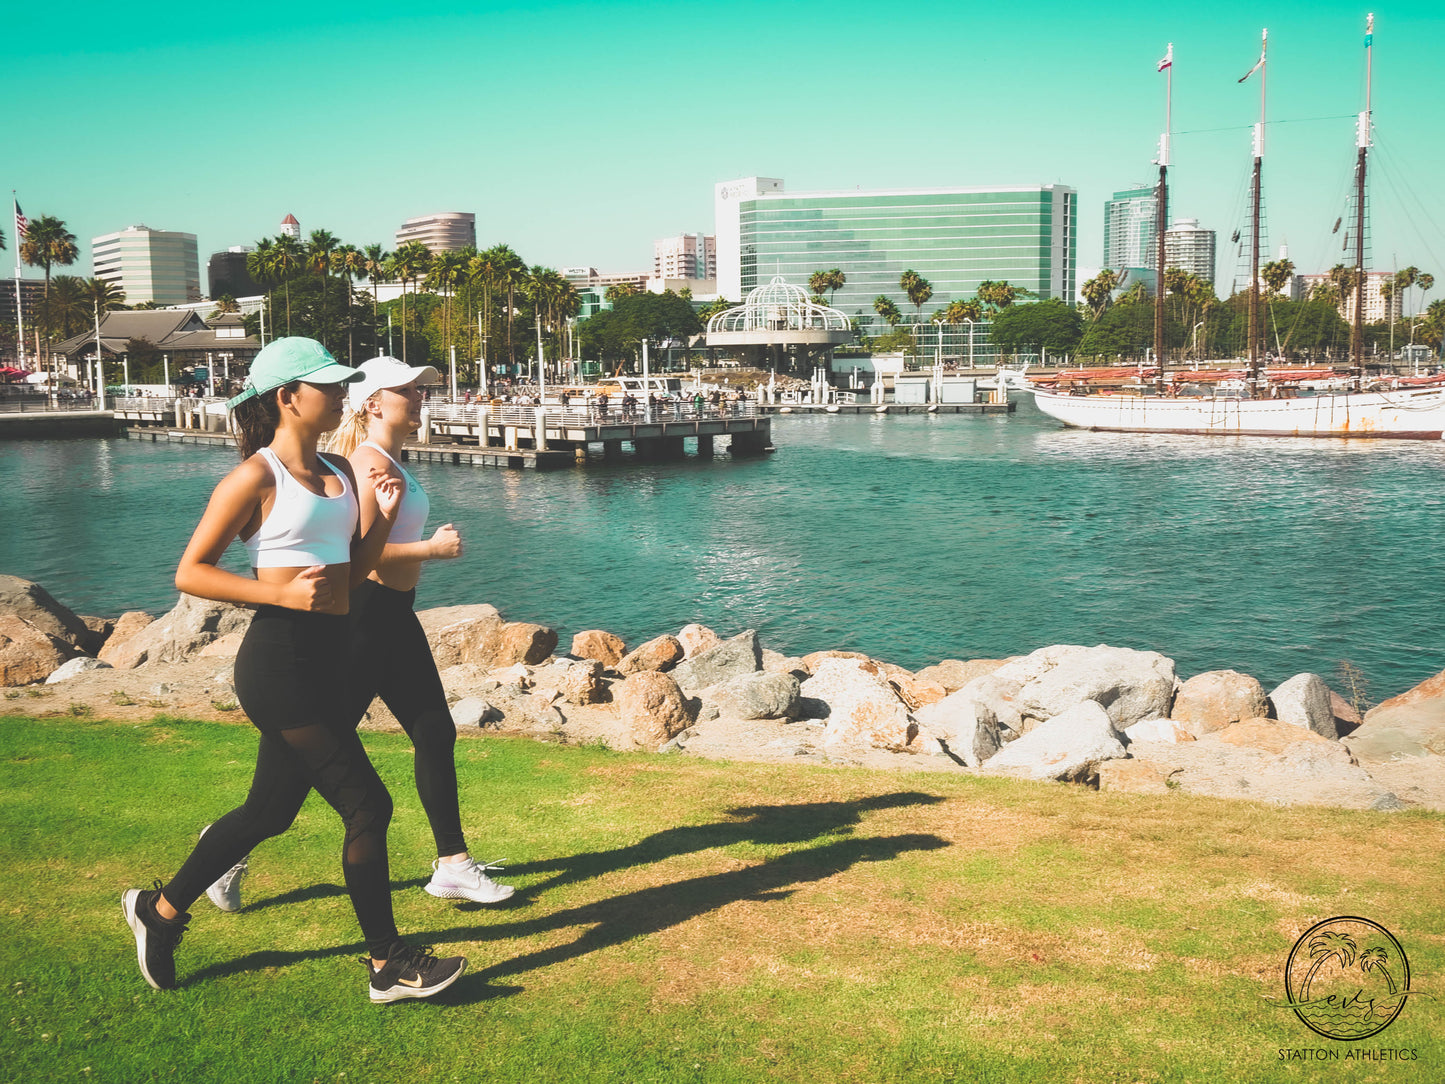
[148,880,187,946]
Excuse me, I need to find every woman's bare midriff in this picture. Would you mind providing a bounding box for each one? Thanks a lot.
[369,562,422,593]
[255,564,353,615]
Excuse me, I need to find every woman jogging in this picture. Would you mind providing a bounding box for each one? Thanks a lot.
[202,356,513,915]
[122,337,466,1003]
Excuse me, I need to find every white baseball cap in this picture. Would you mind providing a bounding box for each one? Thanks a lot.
[347,356,441,411]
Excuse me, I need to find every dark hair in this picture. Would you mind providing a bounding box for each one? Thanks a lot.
[233,381,300,460]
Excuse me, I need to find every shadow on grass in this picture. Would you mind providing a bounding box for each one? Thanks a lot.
[510,790,946,899]
[182,793,947,994]
[451,831,950,983]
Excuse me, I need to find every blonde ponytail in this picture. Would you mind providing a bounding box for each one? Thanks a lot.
[327,405,372,457]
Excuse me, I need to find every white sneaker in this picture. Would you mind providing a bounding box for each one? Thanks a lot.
[198,824,250,913]
[424,857,514,904]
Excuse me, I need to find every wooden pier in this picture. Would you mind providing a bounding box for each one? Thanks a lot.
[758,402,1014,416]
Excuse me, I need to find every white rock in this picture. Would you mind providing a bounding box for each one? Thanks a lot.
[1016,645,1176,728]
[44,656,113,683]
[1269,673,1338,740]
[982,700,1126,783]
[451,697,496,728]
[1124,718,1194,744]
[914,691,1002,767]
[801,658,915,749]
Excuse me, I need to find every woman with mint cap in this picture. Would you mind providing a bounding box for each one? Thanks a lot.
[121,336,467,1003]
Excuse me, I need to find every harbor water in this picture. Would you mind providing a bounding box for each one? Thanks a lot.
[2,396,1442,699]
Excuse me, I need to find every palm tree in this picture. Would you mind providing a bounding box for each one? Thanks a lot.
[1358,946,1398,996]
[336,245,367,362]
[307,230,340,349]
[246,238,277,339]
[18,215,78,298]
[495,248,529,370]
[1300,932,1358,1002]
[943,298,982,324]
[824,269,846,308]
[808,270,831,301]
[468,247,504,376]
[361,243,389,325]
[1329,263,1358,313]
[426,250,467,358]
[899,270,933,322]
[38,276,90,341]
[872,295,902,327]
[977,280,1023,314]
[1081,270,1120,321]
[1261,259,1295,297]
[85,277,126,313]
[271,233,304,335]
[385,242,432,364]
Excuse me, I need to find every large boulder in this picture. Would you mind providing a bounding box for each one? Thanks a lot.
[1122,718,1194,744]
[617,634,684,675]
[417,604,505,668]
[915,658,1008,693]
[1171,670,1269,737]
[556,658,606,706]
[1016,645,1176,729]
[708,671,801,720]
[676,623,721,660]
[0,575,89,649]
[981,700,1126,784]
[1347,680,1445,765]
[669,630,762,691]
[1128,720,1396,809]
[914,690,1002,767]
[0,615,78,685]
[1269,673,1337,739]
[800,649,873,674]
[494,622,558,667]
[570,630,626,669]
[615,671,692,749]
[886,671,947,710]
[801,657,916,749]
[97,611,155,665]
[98,595,250,670]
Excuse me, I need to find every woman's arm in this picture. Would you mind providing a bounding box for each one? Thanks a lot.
[333,453,401,587]
[175,460,331,610]
[377,524,464,565]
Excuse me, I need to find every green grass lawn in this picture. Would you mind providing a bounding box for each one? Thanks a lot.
[1,713,1441,1083]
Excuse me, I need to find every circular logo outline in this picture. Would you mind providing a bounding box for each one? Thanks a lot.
[1284,916,1410,1041]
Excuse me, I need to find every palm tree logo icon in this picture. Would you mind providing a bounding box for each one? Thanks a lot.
[1284,917,1410,1040]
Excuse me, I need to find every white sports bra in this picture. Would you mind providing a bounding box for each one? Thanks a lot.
[359,440,429,545]
[243,447,358,568]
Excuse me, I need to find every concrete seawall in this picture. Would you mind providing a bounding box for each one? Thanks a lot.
[0,411,120,439]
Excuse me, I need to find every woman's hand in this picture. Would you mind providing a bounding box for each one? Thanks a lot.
[281,565,333,611]
[366,466,404,521]
[429,523,463,560]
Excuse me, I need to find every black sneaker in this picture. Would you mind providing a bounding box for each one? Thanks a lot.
[366,944,466,1003]
[122,882,190,990]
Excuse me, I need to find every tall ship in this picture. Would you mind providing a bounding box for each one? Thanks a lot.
[1031,17,1445,439]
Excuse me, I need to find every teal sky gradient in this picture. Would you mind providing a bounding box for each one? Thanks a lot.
[7,1,1445,299]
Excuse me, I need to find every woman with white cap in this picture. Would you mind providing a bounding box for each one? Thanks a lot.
[121,337,467,1003]
[332,356,515,905]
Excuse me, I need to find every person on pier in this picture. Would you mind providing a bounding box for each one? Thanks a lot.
[122,337,466,1003]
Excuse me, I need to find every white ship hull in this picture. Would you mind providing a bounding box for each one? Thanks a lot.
[1030,386,1445,439]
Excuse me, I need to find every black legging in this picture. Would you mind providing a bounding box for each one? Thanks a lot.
[344,579,465,857]
[162,607,400,959]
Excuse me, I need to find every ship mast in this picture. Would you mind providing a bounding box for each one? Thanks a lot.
[1246,28,1267,385]
[1154,43,1172,376]
[1352,14,1373,369]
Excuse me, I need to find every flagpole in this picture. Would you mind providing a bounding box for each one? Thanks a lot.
[12,195,25,371]
[1154,43,1172,375]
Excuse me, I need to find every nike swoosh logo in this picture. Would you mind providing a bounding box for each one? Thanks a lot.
[399,974,424,988]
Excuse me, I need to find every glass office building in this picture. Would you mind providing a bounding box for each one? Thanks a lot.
[1103,185,1165,272]
[715,180,1076,331]
[92,225,201,306]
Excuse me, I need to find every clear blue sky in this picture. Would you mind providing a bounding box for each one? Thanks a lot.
[7,0,1444,300]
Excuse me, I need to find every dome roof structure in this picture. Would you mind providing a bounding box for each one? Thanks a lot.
[706,276,852,336]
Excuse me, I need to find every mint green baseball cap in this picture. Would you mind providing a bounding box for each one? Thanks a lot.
[226,337,362,410]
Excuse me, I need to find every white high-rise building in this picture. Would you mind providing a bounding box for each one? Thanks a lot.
[395,212,476,254]
[1163,218,1216,284]
[714,178,784,301]
[91,225,201,307]
[653,233,716,280]
[1103,185,1162,271]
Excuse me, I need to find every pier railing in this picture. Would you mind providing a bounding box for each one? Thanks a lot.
[428,401,758,426]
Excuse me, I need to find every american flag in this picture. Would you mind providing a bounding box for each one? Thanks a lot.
[13,200,27,241]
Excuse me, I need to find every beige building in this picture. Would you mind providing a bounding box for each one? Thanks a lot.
[1295,270,1403,323]
[653,233,716,280]
[91,225,201,307]
[394,212,476,253]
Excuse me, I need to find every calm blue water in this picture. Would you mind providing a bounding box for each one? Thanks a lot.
[3,397,1443,698]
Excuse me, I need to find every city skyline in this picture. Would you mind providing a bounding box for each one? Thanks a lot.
[7,0,1444,306]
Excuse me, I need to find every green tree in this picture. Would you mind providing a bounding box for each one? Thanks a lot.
[386,242,432,363]
[1260,258,1295,297]
[989,298,1083,359]
[899,270,933,321]
[977,280,1025,314]
[1080,270,1120,320]
[872,295,902,327]
[18,215,78,297]
[307,230,340,350]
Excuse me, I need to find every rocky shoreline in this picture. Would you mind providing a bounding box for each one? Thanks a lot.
[3,573,1443,812]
